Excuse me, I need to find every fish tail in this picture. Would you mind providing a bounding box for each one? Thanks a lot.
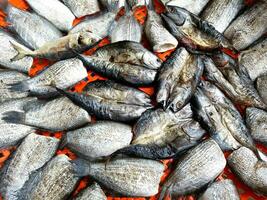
[59,134,68,149]
[8,81,30,93]
[10,41,33,61]
[158,183,171,200]
[2,111,25,124]
[71,159,90,177]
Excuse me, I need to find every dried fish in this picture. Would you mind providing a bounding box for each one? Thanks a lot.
[99,0,125,10]
[23,155,79,200]
[25,0,75,31]
[228,147,267,195]
[127,0,149,9]
[0,70,29,102]
[238,38,267,81]
[198,179,240,200]
[203,55,266,109]
[145,2,178,52]
[72,157,164,196]
[2,97,91,131]
[162,5,233,51]
[159,139,226,199]
[5,5,63,50]
[62,0,100,18]
[224,1,267,50]
[57,80,152,121]
[0,133,59,200]
[11,31,101,61]
[61,121,132,159]
[256,74,267,104]
[200,0,245,33]
[0,29,33,73]
[73,182,107,200]
[78,54,156,86]
[8,58,88,97]
[246,107,267,145]
[93,41,162,69]
[156,47,203,112]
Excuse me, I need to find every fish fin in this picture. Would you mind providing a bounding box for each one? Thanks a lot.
[9,41,33,61]
[2,111,25,124]
[8,81,30,93]
[71,159,90,177]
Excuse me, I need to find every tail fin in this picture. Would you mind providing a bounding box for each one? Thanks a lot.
[2,111,25,124]
[10,41,34,61]
[8,81,30,93]
[71,158,91,177]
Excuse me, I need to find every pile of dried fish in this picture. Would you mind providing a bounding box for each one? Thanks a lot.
[0,0,266,199]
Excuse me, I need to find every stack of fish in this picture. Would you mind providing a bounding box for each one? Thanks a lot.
[0,0,266,199]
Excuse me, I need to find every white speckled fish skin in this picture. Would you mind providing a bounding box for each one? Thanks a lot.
[224,1,267,51]
[6,5,63,50]
[24,155,79,200]
[74,182,107,200]
[145,9,178,52]
[16,58,88,96]
[0,70,29,102]
[228,147,267,195]
[110,12,142,43]
[0,133,59,200]
[257,74,267,105]
[73,157,164,196]
[246,107,267,145]
[159,139,226,199]
[0,97,37,123]
[238,38,267,81]
[70,12,116,39]
[0,30,33,73]
[3,97,91,131]
[133,104,205,146]
[63,121,133,159]
[201,0,245,33]
[62,0,100,18]
[165,0,210,15]
[0,123,35,149]
[198,179,240,200]
[25,0,75,31]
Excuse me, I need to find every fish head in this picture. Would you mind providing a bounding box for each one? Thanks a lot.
[142,52,162,69]
[78,31,102,46]
[161,13,183,36]
[165,5,187,26]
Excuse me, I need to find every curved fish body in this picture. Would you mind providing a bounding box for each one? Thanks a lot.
[0,29,33,73]
[246,107,267,145]
[156,47,203,112]
[62,121,133,160]
[193,81,259,155]
[162,6,233,51]
[25,0,75,31]
[72,157,164,197]
[238,38,267,81]
[74,182,107,200]
[6,5,63,50]
[57,80,152,121]
[145,9,178,52]
[62,0,100,18]
[2,97,91,131]
[110,10,142,43]
[0,70,30,102]
[93,41,162,69]
[112,104,205,159]
[70,12,116,39]
[228,147,267,195]
[0,133,59,200]
[165,0,209,15]
[198,179,240,200]
[159,139,226,199]
[0,123,35,149]
[23,155,79,200]
[224,1,267,51]
[0,97,37,123]
[11,31,101,61]
[9,58,88,97]
[200,0,245,33]
[78,54,156,86]
[256,74,267,104]
[203,56,266,109]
